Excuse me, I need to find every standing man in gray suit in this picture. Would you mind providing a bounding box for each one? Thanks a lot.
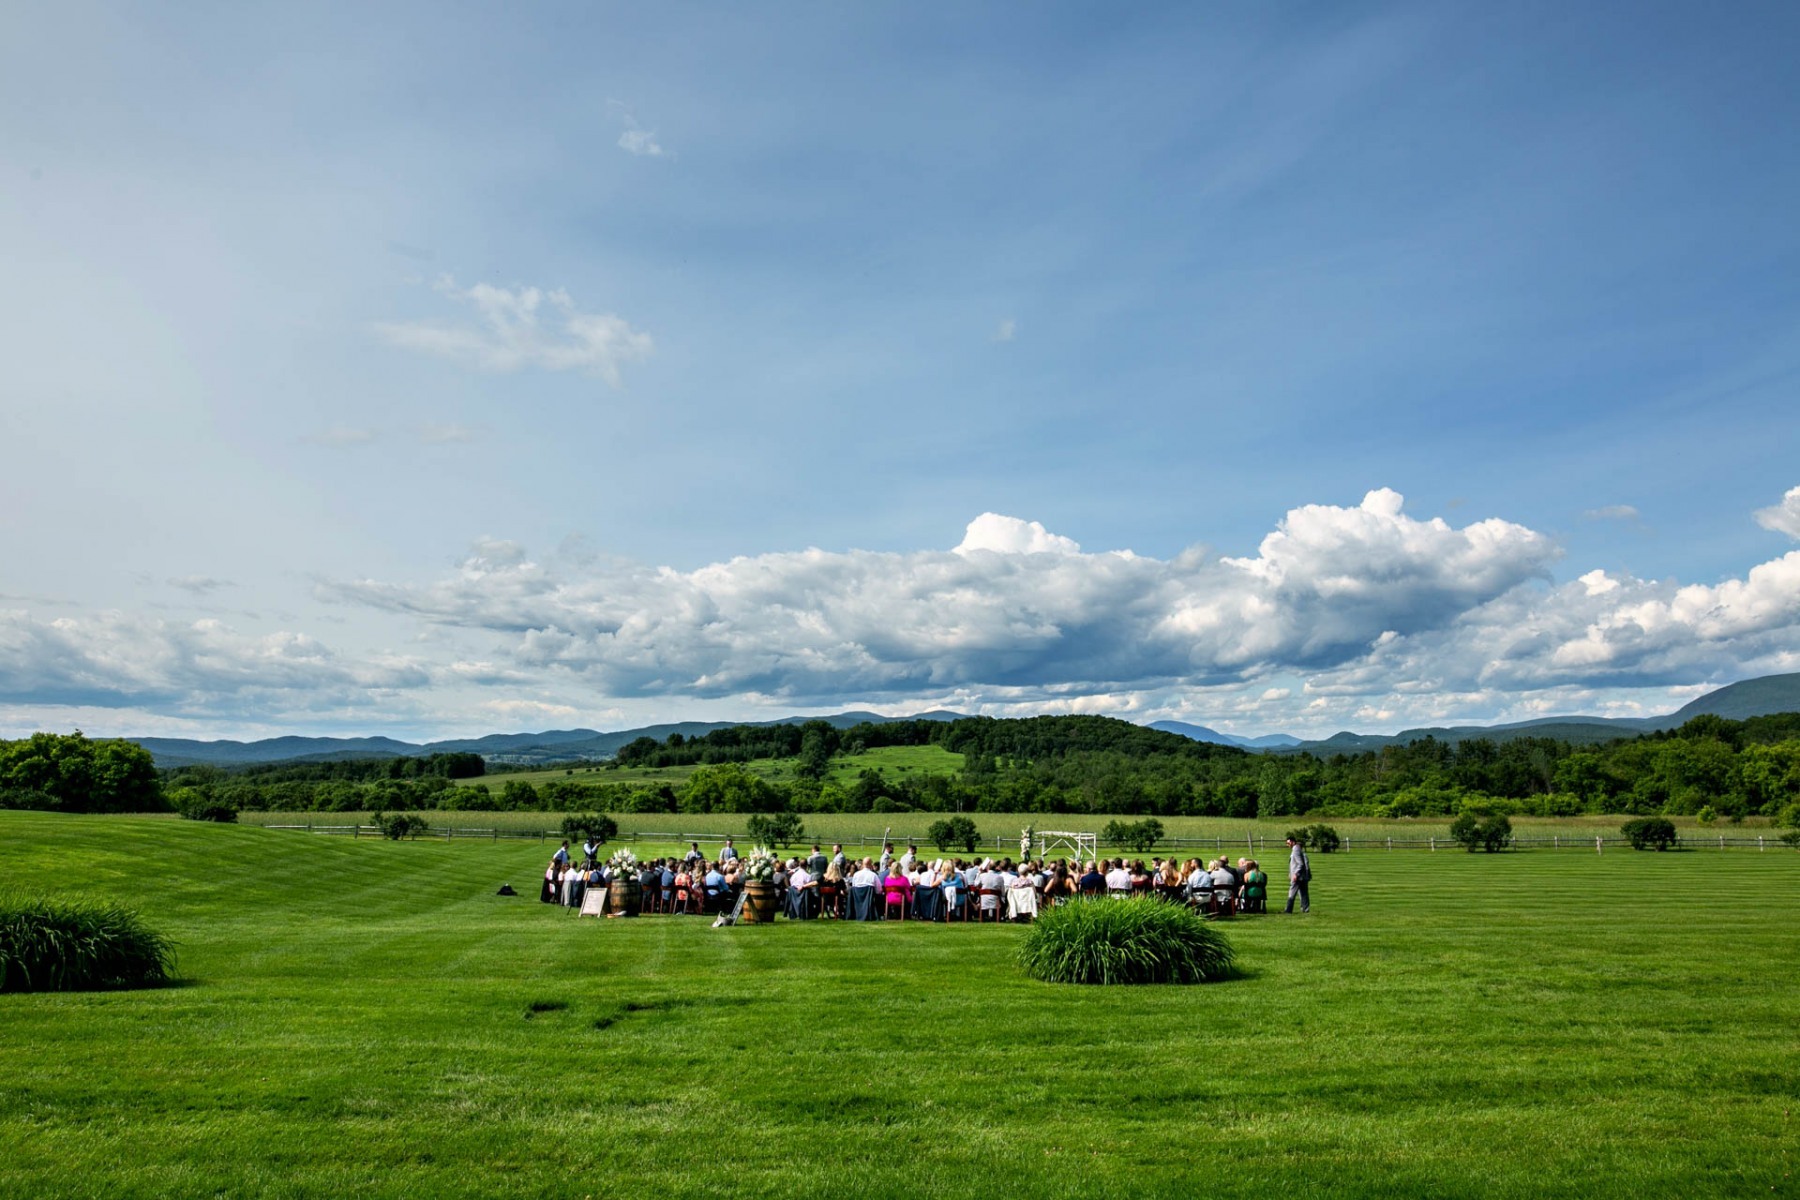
[1285,836,1311,914]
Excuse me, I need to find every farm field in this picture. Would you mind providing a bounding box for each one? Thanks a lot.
[232,808,1780,849]
[5,815,1799,1197]
[460,743,966,791]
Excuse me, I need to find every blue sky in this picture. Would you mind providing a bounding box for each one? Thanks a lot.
[3,1,1799,740]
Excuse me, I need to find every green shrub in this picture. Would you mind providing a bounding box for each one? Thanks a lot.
[173,789,239,823]
[1621,816,1678,851]
[372,812,430,840]
[0,896,176,992]
[0,787,57,811]
[1449,811,1513,853]
[1102,818,1165,852]
[1017,897,1235,986]
[745,811,805,846]
[927,815,979,853]
[559,812,617,844]
[1286,823,1341,853]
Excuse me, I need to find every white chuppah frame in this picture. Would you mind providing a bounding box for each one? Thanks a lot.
[1033,829,1098,863]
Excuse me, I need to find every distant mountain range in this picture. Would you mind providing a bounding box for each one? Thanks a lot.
[124,673,1800,768]
[1153,672,1800,754]
[1146,721,1302,749]
[132,709,966,768]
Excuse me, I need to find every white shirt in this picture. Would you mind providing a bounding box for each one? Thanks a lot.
[850,867,881,887]
[1188,868,1209,889]
[790,866,812,889]
[1106,867,1132,891]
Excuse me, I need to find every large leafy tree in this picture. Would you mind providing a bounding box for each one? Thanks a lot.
[0,732,163,813]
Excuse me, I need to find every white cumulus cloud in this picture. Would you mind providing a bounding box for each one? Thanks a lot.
[318,491,1560,703]
[375,278,652,385]
[1755,485,1800,540]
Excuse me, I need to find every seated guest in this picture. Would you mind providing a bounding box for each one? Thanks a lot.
[1210,859,1237,912]
[977,861,1006,916]
[850,858,881,888]
[673,865,694,910]
[660,860,676,905]
[939,862,960,914]
[821,861,845,918]
[1241,860,1268,913]
[1077,862,1106,896]
[881,863,912,916]
[703,862,728,901]
[1105,859,1132,896]
[1129,860,1153,893]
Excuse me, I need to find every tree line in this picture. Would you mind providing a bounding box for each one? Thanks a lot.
[3,712,1799,822]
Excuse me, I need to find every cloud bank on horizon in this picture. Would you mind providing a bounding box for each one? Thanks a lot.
[4,488,1798,740]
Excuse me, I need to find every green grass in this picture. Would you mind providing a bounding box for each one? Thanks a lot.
[234,808,1769,847]
[3,811,1797,1198]
[460,743,966,791]
[0,895,176,993]
[1019,897,1236,985]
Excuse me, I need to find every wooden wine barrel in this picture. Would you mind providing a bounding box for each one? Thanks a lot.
[741,880,778,924]
[607,876,641,917]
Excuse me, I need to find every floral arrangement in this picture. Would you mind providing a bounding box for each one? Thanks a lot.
[608,848,638,877]
[741,847,778,883]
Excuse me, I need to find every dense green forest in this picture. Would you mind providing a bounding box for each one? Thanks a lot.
[6,713,1800,823]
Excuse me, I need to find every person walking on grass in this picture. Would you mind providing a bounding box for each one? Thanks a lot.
[1285,836,1311,914]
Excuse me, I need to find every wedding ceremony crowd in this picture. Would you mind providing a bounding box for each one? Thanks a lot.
[538,837,1285,921]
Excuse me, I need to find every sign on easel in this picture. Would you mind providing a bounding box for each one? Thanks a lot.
[578,889,608,917]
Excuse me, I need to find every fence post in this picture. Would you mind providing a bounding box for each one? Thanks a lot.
[1387,837,1391,851]
[1719,835,1725,850]
[1428,836,1434,852]
[353,824,358,839]
[1596,836,1603,855]
[1759,836,1764,851]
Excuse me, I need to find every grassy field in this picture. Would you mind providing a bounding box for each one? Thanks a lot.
[3,812,1798,1198]
[234,808,1774,848]
[460,744,966,792]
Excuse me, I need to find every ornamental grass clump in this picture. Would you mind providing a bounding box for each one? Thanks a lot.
[1018,897,1235,986]
[0,896,176,993]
